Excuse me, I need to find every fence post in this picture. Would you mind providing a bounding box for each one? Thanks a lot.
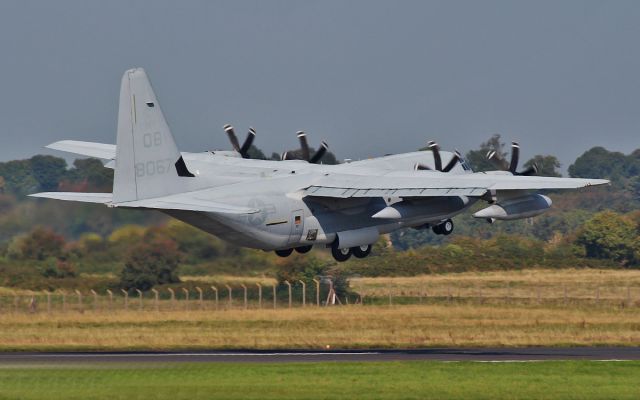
[196,287,203,310]
[284,281,292,308]
[210,286,219,310]
[312,279,320,307]
[75,290,83,312]
[182,288,189,310]
[256,283,262,309]
[106,289,113,311]
[45,290,51,314]
[298,280,306,307]
[135,289,143,311]
[90,290,98,312]
[272,283,277,309]
[121,289,129,310]
[225,284,232,309]
[240,284,247,310]
[168,288,175,310]
[60,290,66,313]
[151,289,159,311]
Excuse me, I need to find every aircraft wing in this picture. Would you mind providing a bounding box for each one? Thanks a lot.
[46,140,116,160]
[303,171,609,199]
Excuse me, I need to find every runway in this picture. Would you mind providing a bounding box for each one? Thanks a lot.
[1,347,640,364]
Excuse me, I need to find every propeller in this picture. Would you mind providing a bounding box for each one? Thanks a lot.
[487,141,538,176]
[282,131,329,164]
[223,124,256,159]
[415,141,461,172]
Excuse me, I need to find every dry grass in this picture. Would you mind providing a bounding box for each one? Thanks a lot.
[2,268,640,351]
[180,274,276,286]
[352,268,640,301]
[1,302,640,351]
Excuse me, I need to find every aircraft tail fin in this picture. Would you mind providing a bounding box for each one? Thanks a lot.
[113,68,195,203]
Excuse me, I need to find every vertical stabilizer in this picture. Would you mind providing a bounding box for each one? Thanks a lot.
[113,68,193,203]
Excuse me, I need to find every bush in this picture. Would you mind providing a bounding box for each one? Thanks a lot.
[120,238,181,291]
[575,211,638,266]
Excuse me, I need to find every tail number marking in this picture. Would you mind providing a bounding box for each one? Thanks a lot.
[143,132,163,148]
[135,158,175,178]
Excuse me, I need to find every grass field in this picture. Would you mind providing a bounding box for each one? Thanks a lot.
[1,302,640,351]
[0,361,639,399]
[351,268,640,302]
[1,269,640,351]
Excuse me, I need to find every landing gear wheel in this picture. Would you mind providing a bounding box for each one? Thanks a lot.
[295,245,312,254]
[275,248,293,257]
[352,244,372,259]
[432,219,454,235]
[331,244,352,262]
[440,219,454,235]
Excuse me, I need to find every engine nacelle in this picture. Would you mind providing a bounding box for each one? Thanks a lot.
[473,194,552,221]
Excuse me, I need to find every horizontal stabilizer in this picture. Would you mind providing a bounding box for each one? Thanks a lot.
[30,191,258,215]
[30,192,113,203]
[46,140,116,160]
[115,196,260,214]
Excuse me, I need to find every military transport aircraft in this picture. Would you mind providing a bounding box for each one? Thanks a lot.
[32,68,609,261]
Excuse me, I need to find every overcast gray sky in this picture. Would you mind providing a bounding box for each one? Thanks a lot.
[1,0,638,172]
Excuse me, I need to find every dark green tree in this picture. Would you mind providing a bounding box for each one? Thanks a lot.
[66,158,113,191]
[575,211,638,265]
[30,155,67,191]
[568,147,628,184]
[524,155,562,177]
[0,159,38,196]
[464,134,507,172]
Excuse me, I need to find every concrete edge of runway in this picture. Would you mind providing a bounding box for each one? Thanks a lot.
[1,347,640,363]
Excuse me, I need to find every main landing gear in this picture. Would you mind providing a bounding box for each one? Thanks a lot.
[432,219,454,235]
[275,243,373,261]
[331,243,372,262]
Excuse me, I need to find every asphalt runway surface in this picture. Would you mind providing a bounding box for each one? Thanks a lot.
[1,348,640,364]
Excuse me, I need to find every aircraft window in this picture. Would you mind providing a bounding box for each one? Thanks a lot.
[146,102,155,108]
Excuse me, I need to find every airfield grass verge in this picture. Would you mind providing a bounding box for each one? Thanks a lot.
[2,269,640,351]
[1,302,640,351]
[0,361,639,399]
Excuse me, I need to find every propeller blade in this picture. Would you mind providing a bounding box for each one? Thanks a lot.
[509,142,520,174]
[238,127,256,158]
[414,163,431,171]
[309,141,328,164]
[223,124,241,152]
[281,151,290,161]
[516,164,538,176]
[297,131,310,161]
[442,150,461,172]
[427,141,442,171]
[487,150,509,170]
